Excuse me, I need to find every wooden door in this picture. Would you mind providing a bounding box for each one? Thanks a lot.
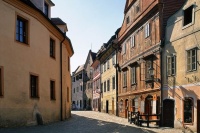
[112,100,114,114]
[163,99,174,127]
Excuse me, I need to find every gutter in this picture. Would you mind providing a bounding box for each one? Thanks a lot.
[60,37,65,121]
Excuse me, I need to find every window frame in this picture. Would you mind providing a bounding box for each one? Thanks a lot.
[50,38,56,58]
[187,48,197,72]
[167,55,176,76]
[104,81,106,92]
[123,71,127,87]
[50,80,56,100]
[0,66,4,97]
[30,73,39,99]
[112,76,115,89]
[107,79,110,92]
[131,66,137,85]
[44,2,49,17]
[183,97,194,124]
[16,15,28,44]
[145,23,150,38]
[183,5,194,28]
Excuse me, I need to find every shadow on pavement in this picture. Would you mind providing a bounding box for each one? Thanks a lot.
[0,113,156,133]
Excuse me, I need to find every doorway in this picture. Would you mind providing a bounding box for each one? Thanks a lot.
[125,99,129,118]
[163,99,174,127]
[106,100,109,113]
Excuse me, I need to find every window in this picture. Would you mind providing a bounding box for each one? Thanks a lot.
[122,43,126,54]
[16,16,28,44]
[30,74,39,98]
[131,35,135,48]
[187,48,197,71]
[80,85,82,91]
[131,66,136,84]
[123,71,127,87]
[107,79,110,91]
[88,83,90,89]
[183,6,193,26]
[74,88,75,93]
[44,2,49,17]
[79,73,82,79]
[104,81,106,92]
[135,3,140,14]
[50,38,55,58]
[77,87,79,92]
[145,60,153,80]
[73,77,75,82]
[112,76,115,89]
[145,23,150,38]
[112,54,115,65]
[50,80,55,100]
[167,56,176,76]
[184,97,193,123]
[76,75,79,80]
[126,16,130,25]
[0,67,3,97]
[107,60,110,69]
[104,62,106,72]
[101,83,103,93]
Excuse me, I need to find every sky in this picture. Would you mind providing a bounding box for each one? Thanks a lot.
[51,0,126,73]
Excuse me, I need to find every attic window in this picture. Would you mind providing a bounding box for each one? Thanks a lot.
[183,6,193,26]
[126,16,130,25]
[44,2,49,16]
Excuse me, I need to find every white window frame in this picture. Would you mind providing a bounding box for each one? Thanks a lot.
[145,23,150,38]
[187,48,197,72]
[167,55,176,76]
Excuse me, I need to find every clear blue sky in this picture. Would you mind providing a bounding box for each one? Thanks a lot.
[51,0,126,72]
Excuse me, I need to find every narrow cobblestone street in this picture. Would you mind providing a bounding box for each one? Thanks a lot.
[0,111,184,133]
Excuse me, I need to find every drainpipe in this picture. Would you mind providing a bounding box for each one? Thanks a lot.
[60,37,65,121]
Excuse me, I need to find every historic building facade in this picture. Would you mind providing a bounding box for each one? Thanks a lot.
[97,34,118,115]
[71,65,84,110]
[91,59,101,111]
[117,0,185,119]
[0,0,73,127]
[83,50,96,110]
[163,0,200,132]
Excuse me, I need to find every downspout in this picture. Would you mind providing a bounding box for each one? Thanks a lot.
[60,37,65,121]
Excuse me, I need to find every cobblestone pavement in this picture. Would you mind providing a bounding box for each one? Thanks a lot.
[0,111,184,133]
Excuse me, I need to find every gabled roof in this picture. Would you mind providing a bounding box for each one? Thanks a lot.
[51,18,66,25]
[91,51,97,62]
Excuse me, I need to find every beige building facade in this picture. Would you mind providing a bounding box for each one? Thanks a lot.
[0,0,73,127]
[98,35,117,115]
[163,0,200,132]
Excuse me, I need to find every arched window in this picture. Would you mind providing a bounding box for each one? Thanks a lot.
[184,97,193,123]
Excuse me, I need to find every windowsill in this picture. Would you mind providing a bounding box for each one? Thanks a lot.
[182,22,194,30]
[184,123,193,125]
[123,86,127,88]
[50,56,56,60]
[15,40,29,46]
[51,99,56,101]
[131,83,137,86]
[186,69,197,73]
[30,97,40,99]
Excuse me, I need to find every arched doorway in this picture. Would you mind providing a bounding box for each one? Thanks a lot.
[125,99,129,118]
[163,99,174,127]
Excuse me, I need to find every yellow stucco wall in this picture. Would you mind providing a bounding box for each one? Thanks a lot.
[101,52,117,115]
[0,0,72,127]
[164,0,200,131]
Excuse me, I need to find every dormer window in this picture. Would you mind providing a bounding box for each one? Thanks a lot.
[44,2,49,17]
[183,5,194,26]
